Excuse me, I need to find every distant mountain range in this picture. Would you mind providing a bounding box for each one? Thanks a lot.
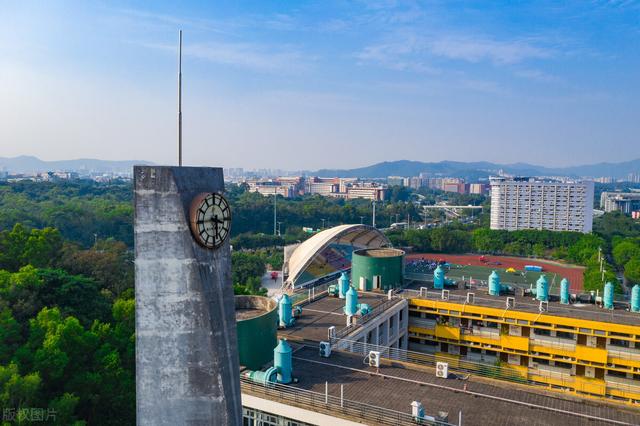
[1,155,639,180]
[315,159,640,180]
[0,156,153,174]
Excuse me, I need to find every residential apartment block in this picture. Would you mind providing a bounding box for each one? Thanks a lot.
[490,177,594,233]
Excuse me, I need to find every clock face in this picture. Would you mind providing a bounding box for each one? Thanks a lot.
[189,193,231,249]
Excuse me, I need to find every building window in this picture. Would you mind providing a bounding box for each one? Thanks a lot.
[607,370,628,379]
[243,408,255,426]
[556,331,574,340]
[534,328,551,336]
[609,338,630,348]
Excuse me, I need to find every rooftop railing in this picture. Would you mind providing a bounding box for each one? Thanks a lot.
[328,338,640,401]
[289,279,335,307]
[240,376,454,426]
[399,287,638,325]
[334,297,405,340]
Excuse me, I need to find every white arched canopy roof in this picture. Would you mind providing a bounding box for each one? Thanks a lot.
[285,224,390,287]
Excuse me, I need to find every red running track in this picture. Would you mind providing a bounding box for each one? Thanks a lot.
[406,253,585,292]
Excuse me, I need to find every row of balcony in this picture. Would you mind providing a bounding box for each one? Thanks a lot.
[409,321,640,369]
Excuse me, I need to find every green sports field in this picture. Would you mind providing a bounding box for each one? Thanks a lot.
[406,253,584,292]
[443,264,561,290]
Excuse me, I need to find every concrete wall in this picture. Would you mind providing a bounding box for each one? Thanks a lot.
[135,166,241,425]
[242,395,363,426]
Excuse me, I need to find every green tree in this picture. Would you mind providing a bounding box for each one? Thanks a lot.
[624,258,640,283]
[0,363,41,412]
[59,240,133,298]
[0,223,29,271]
[532,243,546,258]
[47,392,84,426]
[0,265,43,324]
[0,308,22,364]
[231,252,267,295]
[594,211,640,240]
[36,268,111,326]
[23,227,63,268]
[612,240,640,268]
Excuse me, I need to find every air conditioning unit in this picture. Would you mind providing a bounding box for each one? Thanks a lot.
[368,351,381,368]
[539,301,548,313]
[319,341,331,358]
[436,361,449,378]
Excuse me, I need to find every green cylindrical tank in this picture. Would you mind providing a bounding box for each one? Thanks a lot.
[488,270,501,296]
[274,339,292,384]
[604,282,614,310]
[339,272,350,299]
[351,248,404,291]
[536,275,549,302]
[345,286,358,316]
[560,278,570,304]
[433,265,445,290]
[279,293,293,327]
[632,284,640,313]
[235,296,278,370]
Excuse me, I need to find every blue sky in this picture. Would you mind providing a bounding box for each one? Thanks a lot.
[0,1,638,170]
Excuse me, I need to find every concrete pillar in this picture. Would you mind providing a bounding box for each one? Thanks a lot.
[134,166,242,426]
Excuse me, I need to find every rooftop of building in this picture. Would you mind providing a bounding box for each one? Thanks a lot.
[490,176,592,185]
[401,281,640,327]
[247,344,640,426]
[235,295,276,321]
[354,247,405,258]
[277,292,393,343]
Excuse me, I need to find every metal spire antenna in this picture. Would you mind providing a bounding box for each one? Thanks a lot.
[178,30,183,167]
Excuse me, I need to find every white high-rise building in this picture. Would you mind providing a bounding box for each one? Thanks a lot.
[490,177,594,233]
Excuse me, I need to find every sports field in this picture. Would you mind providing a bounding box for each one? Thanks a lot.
[406,253,585,292]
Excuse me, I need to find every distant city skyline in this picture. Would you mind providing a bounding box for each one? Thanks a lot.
[1,1,639,170]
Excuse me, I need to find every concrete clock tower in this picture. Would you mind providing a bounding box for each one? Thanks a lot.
[134,166,241,425]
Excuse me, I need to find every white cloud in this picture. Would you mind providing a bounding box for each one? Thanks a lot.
[134,40,310,73]
[187,42,309,73]
[359,32,555,70]
[514,69,561,83]
[428,36,554,64]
